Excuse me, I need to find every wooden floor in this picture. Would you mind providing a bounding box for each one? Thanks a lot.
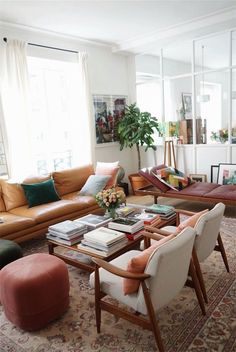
[126,195,236,219]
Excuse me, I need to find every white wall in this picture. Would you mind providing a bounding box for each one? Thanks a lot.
[0,23,138,181]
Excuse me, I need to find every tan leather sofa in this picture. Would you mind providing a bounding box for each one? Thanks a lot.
[0,165,101,243]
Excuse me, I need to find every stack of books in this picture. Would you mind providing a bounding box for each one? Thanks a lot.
[46,220,88,245]
[77,227,128,257]
[145,204,176,220]
[74,214,111,230]
[108,217,144,234]
[132,212,161,225]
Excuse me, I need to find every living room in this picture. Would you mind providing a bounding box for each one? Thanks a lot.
[0,1,236,351]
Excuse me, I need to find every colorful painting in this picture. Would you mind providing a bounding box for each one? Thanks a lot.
[93,95,127,144]
[217,163,236,185]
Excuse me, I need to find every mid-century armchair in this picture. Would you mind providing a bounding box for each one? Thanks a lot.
[90,227,205,352]
[145,202,229,304]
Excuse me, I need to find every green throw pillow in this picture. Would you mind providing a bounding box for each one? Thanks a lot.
[79,175,110,196]
[21,179,60,208]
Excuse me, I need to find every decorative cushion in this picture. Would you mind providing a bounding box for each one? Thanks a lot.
[154,167,192,191]
[79,175,111,196]
[21,179,60,208]
[123,233,176,295]
[95,161,120,189]
[175,209,209,234]
[52,165,95,196]
[139,165,171,193]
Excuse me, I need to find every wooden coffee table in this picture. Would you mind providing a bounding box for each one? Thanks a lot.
[47,212,176,272]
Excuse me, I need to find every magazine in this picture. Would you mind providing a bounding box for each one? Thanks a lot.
[49,220,87,235]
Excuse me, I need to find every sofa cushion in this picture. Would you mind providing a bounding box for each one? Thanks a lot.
[0,174,51,211]
[175,209,209,234]
[9,199,96,224]
[204,185,236,201]
[52,165,94,196]
[79,175,111,196]
[0,186,6,211]
[21,179,60,208]
[95,162,120,189]
[165,182,220,197]
[0,181,27,211]
[0,212,36,236]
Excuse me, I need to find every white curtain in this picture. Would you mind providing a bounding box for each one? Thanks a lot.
[0,39,34,179]
[72,52,95,166]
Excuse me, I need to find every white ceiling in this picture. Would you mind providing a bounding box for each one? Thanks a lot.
[0,0,236,55]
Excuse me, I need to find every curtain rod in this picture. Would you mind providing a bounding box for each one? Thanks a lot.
[3,37,78,54]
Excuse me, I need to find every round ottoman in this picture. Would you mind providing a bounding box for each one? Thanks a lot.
[0,253,70,331]
[0,239,23,269]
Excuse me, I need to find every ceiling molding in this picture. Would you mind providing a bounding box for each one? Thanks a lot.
[113,5,236,53]
[0,20,113,49]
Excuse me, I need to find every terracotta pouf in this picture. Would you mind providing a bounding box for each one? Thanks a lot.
[0,253,70,331]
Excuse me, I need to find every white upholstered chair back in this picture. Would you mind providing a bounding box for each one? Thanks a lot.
[194,203,225,262]
[136,227,196,314]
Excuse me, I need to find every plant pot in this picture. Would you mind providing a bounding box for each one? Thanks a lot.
[128,173,151,195]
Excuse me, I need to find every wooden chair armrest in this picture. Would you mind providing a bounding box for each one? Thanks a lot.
[144,226,173,236]
[142,231,166,241]
[175,208,197,216]
[92,257,150,280]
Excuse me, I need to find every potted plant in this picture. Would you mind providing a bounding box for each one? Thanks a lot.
[117,103,161,194]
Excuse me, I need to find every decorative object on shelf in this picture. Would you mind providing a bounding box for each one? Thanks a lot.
[210,129,228,144]
[217,163,236,185]
[182,93,192,119]
[164,140,177,168]
[95,188,125,219]
[93,95,127,144]
[189,174,207,182]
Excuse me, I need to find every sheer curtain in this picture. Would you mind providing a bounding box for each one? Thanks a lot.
[73,52,95,166]
[0,39,34,179]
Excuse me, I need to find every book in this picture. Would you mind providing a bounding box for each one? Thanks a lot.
[77,242,127,257]
[74,214,111,229]
[83,227,126,246]
[116,206,137,217]
[126,230,143,241]
[48,228,87,240]
[145,204,175,215]
[81,237,128,252]
[49,220,86,235]
[132,212,160,225]
[46,233,83,246]
[108,217,144,234]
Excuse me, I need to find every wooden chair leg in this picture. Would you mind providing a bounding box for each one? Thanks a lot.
[192,249,208,304]
[188,259,206,316]
[94,265,101,333]
[141,281,165,352]
[216,233,230,273]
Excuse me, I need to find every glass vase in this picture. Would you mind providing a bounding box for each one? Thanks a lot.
[107,208,117,220]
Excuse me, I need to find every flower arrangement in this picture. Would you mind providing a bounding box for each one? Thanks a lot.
[95,188,126,218]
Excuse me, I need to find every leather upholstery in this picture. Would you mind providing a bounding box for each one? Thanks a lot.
[166,182,219,196]
[52,164,94,196]
[0,165,102,243]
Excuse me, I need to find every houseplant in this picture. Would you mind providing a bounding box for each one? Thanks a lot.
[117,103,161,193]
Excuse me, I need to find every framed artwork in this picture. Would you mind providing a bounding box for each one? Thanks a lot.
[217,163,236,185]
[189,174,207,182]
[182,93,192,119]
[93,95,127,144]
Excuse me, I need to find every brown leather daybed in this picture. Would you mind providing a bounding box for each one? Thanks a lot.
[137,166,236,206]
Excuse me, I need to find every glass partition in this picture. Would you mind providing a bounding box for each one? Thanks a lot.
[232,31,236,66]
[163,41,192,77]
[195,70,229,144]
[232,69,236,143]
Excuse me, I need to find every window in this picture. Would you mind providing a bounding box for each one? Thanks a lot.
[27,56,81,174]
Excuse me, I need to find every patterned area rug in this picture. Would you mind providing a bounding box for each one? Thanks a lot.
[0,217,236,352]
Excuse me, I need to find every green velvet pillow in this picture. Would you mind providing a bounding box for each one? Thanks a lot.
[21,179,60,208]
